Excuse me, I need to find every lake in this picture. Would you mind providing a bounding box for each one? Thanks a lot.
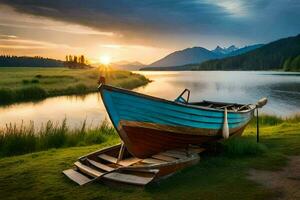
[0,71,300,129]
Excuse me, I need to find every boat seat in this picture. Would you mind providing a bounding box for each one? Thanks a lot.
[98,154,141,166]
[74,161,103,177]
[98,154,118,163]
[86,159,115,172]
[152,154,177,162]
[160,151,188,159]
[142,158,167,164]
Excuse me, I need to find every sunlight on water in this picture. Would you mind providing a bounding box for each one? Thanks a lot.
[0,71,300,129]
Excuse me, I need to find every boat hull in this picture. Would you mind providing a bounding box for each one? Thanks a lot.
[99,84,254,158]
[118,120,247,158]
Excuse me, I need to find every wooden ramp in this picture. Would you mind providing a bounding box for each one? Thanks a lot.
[63,144,205,186]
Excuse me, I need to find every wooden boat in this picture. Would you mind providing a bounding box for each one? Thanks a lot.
[99,84,267,159]
[63,143,204,186]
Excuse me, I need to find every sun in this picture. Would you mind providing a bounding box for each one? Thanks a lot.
[99,55,111,65]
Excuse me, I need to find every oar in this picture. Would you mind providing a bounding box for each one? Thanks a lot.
[255,98,268,143]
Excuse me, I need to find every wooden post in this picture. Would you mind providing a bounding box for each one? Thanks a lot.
[117,143,125,163]
[256,108,259,143]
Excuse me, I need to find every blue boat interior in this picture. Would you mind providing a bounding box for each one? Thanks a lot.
[175,88,252,112]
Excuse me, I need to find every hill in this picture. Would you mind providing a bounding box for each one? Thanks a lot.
[190,34,300,71]
[0,55,63,67]
[147,47,218,68]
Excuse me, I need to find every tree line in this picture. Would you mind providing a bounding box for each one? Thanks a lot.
[0,55,92,69]
[283,55,300,71]
[64,55,91,69]
[0,55,63,67]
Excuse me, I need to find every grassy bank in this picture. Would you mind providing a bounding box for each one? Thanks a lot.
[0,114,298,158]
[1,114,298,157]
[0,116,299,199]
[0,119,119,157]
[0,67,150,105]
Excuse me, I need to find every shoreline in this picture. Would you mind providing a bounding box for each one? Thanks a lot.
[1,114,299,157]
[0,67,150,106]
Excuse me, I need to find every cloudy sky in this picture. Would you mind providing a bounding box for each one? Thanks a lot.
[0,0,299,64]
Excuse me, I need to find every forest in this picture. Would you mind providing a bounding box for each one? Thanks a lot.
[0,55,63,67]
[0,55,92,69]
[189,34,300,71]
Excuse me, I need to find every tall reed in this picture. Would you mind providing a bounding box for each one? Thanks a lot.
[0,119,117,157]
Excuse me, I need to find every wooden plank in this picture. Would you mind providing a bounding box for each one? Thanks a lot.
[74,161,103,178]
[152,154,177,162]
[98,154,141,166]
[98,154,118,163]
[160,151,188,159]
[119,157,141,167]
[165,150,187,156]
[142,158,167,164]
[63,169,92,186]
[104,172,154,186]
[87,159,114,172]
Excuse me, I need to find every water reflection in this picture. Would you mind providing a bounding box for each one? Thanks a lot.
[0,71,299,129]
[135,71,300,116]
[0,93,107,129]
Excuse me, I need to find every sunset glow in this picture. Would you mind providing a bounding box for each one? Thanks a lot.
[0,1,299,64]
[99,55,111,65]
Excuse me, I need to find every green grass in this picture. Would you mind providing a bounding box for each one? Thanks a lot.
[0,67,150,104]
[248,113,300,126]
[0,119,119,157]
[0,117,299,199]
[222,137,267,157]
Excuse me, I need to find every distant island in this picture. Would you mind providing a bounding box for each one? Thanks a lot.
[141,34,300,72]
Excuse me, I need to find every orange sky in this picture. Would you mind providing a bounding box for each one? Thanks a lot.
[0,5,175,64]
[1,1,299,65]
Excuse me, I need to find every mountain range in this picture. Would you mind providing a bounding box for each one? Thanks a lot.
[190,34,300,71]
[110,61,145,71]
[212,45,239,55]
[141,34,300,71]
[142,44,263,70]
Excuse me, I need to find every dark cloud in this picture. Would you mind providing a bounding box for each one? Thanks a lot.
[0,0,300,46]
